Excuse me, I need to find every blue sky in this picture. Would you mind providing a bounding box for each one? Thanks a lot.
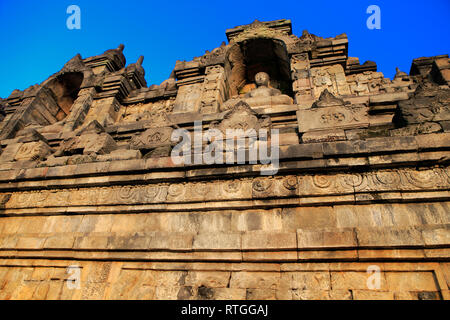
[0,0,449,98]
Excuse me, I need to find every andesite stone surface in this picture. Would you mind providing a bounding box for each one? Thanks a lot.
[0,19,449,300]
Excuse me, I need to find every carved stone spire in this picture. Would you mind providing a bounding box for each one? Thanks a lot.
[137,55,144,67]
[394,67,408,80]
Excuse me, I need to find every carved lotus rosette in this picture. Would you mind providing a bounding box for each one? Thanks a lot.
[374,171,402,186]
[340,173,364,189]
[14,141,52,161]
[96,187,114,205]
[221,179,253,199]
[71,188,99,205]
[282,176,299,191]
[299,174,357,195]
[402,168,449,189]
[115,185,167,204]
[188,182,211,201]
[167,184,185,201]
[252,178,273,193]
[312,175,332,189]
[357,171,403,192]
[302,168,450,195]
[1,167,449,210]
[223,180,242,194]
[47,190,71,206]
[116,187,140,203]
[252,176,298,198]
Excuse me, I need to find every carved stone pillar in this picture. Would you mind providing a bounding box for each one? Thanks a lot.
[199,65,227,114]
[83,96,121,128]
[62,87,96,132]
[173,81,203,113]
[290,53,313,105]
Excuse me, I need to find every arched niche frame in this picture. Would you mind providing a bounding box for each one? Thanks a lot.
[224,37,294,98]
[43,71,84,121]
[34,54,97,130]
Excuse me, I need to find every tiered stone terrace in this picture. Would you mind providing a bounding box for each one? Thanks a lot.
[0,19,449,300]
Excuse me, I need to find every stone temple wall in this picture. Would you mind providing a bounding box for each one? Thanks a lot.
[0,19,449,300]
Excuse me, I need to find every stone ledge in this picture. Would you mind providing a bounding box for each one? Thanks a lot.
[242,232,297,250]
[1,133,449,184]
[0,247,447,263]
[369,92,410,104]
[1,224,448,255]
[297,228,357,249]
[8,196,449,217]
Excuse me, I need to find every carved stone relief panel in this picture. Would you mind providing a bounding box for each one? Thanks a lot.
[173,83,203,113]
[130,127,174,150]
[213,101,271,134]
[297,105,369,133]
[252,176,298,198]
[14,141,52,161]
[117,99,174,123]
[297,167,450,196]
[310,64,351,98]
[3,167,447,210]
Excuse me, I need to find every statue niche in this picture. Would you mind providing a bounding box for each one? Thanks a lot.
[222,38,294,110]
[45,72,84,121]
[226,38,293,94]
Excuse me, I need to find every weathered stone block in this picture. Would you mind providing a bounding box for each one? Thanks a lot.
[242,231,296,250]
[356,226,424,247]
[243,251,297,261]
[331,271,387,290]
[146,232,195,250]
[229,272,280,289]
[279,143,324,159]
[13,141,52,161]
[369,92,409,104]
[352,290,394,300]
[322,140,368,155]
[246,288,276,300]
[282,206,337,230]
[385,272,438,291]
[184,271,231,288]
[302,129,346,143]
[297,105,369,133]
[421,225,450,246]
[43,235,76,249]
[193,233,241,250]
[280,271,330,290]
[211,288,246,300]
[82,133,117,155]
[107,235,149,250]
[96,149,142,162]
[291,289,330,300]
[415,133,450,150]
[297,228,356,249]
[365,136,417,153]
[298,249,357,260]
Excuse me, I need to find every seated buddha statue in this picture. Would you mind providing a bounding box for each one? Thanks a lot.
[222,72,293,110]
[244,72,283,98]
